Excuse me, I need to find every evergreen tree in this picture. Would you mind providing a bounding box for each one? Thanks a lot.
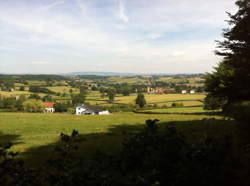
[205,0,250,109]
[135,93,146,108]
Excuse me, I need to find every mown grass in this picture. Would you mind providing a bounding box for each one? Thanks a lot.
[46,86,79,93]
[140,107,214,113]
[0,112,221,159]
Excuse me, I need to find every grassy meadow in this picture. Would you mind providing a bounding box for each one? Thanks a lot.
[0,111,224,165]
[138,107,216,113]
[0,77,213,165]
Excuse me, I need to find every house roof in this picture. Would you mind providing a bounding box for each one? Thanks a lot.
[43,102,55,108]
[85,105,103,112]
[76,104,103,112]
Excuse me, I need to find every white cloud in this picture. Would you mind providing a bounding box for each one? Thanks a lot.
[38,0,65,12]
[116,0,129,23]
[31,61,49,65]
[0,0,236,73]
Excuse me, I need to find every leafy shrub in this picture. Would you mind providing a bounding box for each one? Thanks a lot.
[104,104,137,112]
[171,102,183,107]
[22,99,44,112]
[54,102,71,113]
[0,120,247,186]
[224,101,250,122]
[161,104,168,109]
[29,86,55,94]
[29,94,41,100]
[204,94,226,110]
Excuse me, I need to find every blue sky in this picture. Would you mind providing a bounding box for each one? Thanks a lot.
[0,0,236,74]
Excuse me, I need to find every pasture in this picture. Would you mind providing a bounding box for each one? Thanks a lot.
[137,107,215,113]
[0,111,222,165]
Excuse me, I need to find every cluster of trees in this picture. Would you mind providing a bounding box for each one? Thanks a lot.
[0,78,15,91]
[0,96,25,111]
[0,96,46,112]
[99,87,116,102]
[112,83,134,96]
[29,86,55,94]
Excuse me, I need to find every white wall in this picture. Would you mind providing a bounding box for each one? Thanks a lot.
[99,110,110,115]
[76,107,86,115]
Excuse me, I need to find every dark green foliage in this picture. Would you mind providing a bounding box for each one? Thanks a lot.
[19,86,25,91]
[0,78,15,91]
[80,86,88,95]
[104,104,137,112]
[205,0,250,114]
[171,102,184,107]
[29,94,41,100]
[224,101,250,122]
[0,96,26,111]
[2,119,249,186]
[42,95,54,102]
[0,142,38,186]
[0,74,69,81]
[54,102,71,112]
[71,94,86,105]
[135,93,146,108]
[204,94,226,110]
[0,97,17,110]
[29,86,55,94]
[106,89,116,103]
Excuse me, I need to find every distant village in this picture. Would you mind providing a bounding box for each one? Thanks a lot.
[0,74,205,114]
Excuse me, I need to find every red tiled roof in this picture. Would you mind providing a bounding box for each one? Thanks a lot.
[43,102,55,108]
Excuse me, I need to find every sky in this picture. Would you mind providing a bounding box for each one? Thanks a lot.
[0,0,237,74]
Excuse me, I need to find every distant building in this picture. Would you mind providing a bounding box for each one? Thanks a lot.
[181,90,187,94]
[147,87,155,94]
[43,102,55,113]
[190,90,195,94]
[75,104,110,115]
[147,87,165,94]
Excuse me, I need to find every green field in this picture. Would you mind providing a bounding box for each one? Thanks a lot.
[138,107,218,113]
[85,93,205,106]
[0,112,221,164]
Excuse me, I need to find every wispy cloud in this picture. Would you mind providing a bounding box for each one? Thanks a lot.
[38,0,65,12]
[0,0,237,74]
[31,61,49,65]
[116,0,129,23]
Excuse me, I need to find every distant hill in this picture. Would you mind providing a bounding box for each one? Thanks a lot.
[64,72,204,77]
[65,72,140,76]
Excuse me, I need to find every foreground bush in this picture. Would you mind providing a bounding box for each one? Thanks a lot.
[224,101,250,123]
[1,120,249,186]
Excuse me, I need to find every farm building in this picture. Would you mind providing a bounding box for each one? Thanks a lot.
[147,87,170,94]
[190,90,196,94]
[43,102,55,113]
[181,90,187,94]
[75,104,110,115]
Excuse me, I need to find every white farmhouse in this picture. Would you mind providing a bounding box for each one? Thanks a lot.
[43,102,55,113]
[181,90,187,94]
[190,90,196,94]
[75,104,110,115]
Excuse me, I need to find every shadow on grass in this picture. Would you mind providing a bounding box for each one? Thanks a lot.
[0,132,22,146]
[16,118,239,167]
[133,110,222,116]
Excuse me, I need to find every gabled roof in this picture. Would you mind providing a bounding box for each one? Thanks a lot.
[43,102,55,108]
[75,103,85,108]
[85,105,103,112]
[75,104,103,112]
